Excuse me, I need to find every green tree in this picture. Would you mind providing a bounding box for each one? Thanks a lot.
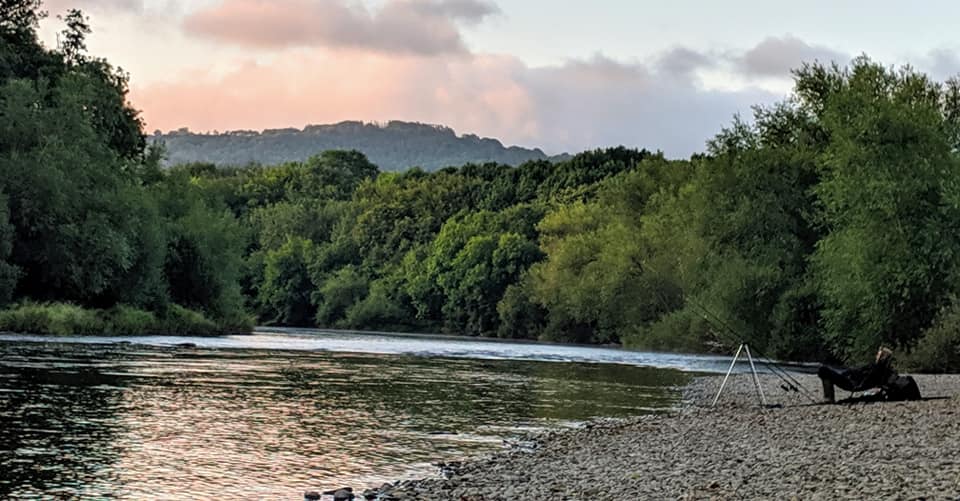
[0,192,19,305]
[315,265,368,326]
[807,59,960,359]
[529,161,690,344]
[157,174,246,320]
[258,237,316,326]
[0,76,146,304]
[58,9,90,65]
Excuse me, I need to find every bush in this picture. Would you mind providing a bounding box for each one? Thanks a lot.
[0,302,247,337]
[159,304,220,336]
[342,281,405,329]
[0,302,104,336]
[496,283,546,339]
[105,305,158,335]
[624,307,713,353]
[905,303,960,373]
[215,309,255,335]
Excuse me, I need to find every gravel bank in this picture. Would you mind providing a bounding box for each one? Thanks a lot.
[369,373,960,500]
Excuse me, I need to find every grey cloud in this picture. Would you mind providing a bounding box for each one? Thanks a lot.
[411,0,499,24]
[735,35,847,77]
[183,0,498,55]
[43,0,144,14]
[925,48,960,80]
[656,47,714,78]
[520,55,776,156]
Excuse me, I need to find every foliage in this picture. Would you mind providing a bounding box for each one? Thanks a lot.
[158,304,220,336]
[905,302,960,373]
[0,302,103,335]
[0,4,244,335]
[0,192,18,306]
[0,302,225,336]
[258,237,316,326]
[808,59,960,360]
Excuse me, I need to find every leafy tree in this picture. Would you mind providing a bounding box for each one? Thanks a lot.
[157,174,246,320]
[258,237,316,326]
[496,281,547,339]
[0,192,19,305]
[807,59,960,359]
[315,265,368,326]
[529,160,690,344]
[0,76,145,303]
[342,277,407,329]
[352,170,479,267]
[415,207,543,335]
[659,105,825,358]
[58,9,90,65]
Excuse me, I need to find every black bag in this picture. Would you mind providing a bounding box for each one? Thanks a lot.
[885,375,921,401]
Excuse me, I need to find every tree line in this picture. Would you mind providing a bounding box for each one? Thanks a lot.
[2,3,959,369]
[0,3,248,334]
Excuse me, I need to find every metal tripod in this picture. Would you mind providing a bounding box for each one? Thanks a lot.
[712,343,767,407]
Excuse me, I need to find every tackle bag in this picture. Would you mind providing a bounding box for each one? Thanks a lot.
[885,375,921,401]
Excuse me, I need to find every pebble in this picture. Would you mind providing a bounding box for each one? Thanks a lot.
[363,373,960,499]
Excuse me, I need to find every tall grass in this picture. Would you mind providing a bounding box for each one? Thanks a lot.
[0,302,249,337]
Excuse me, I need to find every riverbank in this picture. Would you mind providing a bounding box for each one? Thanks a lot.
[365,373,960,500]
[0,302,251,337]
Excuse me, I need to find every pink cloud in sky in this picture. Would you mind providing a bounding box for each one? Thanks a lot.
[132,50,539,142]
[130,47,775,155]
[182,0,499,55]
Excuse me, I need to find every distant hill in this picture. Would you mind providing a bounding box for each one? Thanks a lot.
[153,121,569,171]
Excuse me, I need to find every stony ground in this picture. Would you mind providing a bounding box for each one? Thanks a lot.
[366,373,960,500]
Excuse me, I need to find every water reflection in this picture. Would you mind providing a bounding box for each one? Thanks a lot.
[0,341,690,498]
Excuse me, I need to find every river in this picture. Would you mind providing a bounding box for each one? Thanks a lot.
[0,329,751,499]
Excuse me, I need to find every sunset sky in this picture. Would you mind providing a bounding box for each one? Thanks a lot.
[37,0,960,156]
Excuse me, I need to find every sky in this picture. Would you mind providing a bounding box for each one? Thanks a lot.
[36,0,960,156]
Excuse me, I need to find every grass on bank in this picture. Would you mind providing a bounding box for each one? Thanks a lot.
[0,302,252,337]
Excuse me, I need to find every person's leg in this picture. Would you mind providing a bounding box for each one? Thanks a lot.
[818,365,837,403]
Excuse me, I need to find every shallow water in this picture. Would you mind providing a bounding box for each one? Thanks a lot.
[0,331,732,499]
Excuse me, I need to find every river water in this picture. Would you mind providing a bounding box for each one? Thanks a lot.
[0,329,747,499]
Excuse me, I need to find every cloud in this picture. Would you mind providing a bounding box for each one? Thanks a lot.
[924,48,960,80]
[656,47,715,78]
[734,35,847,77]
[43,0,145,14]
[130,48,776,157]
[182,0,499,55]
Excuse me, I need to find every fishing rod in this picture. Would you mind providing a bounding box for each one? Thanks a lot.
[641,259,820,404]
[682,297,820,404]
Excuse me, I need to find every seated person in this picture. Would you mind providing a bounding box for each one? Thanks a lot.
[817,347,896,403]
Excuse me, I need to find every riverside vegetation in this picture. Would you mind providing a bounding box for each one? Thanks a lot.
[0,4,249,335]
[2,3,960,370]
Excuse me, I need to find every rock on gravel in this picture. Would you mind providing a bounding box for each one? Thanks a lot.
[371,373,960,500]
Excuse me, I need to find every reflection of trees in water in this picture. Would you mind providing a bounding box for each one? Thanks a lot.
[0,345,129,499]
[274,353,691,431]
[276,353,540,433]
[525,362,691,420]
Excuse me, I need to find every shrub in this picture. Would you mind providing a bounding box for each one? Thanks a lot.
[106,305,158,335]
[0,302,103,336]
[905,303,960,373]
[624,307,713,353]
[0,302,248,337]
[159,304,220,336]
[342,281,405,329]
[215,309,255,335]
